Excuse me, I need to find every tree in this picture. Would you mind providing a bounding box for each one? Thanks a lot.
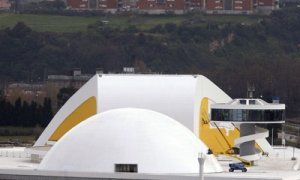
[9,22,32,39]
[40,98,53,127]
[57,87,77,109]
[13,98,22,126]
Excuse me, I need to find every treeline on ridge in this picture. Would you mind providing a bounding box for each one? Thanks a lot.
[0,8,300,118]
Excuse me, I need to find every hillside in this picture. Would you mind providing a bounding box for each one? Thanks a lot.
[0,9,300,117]
[0,13,260,32]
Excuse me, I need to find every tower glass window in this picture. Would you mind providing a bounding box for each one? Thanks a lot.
[211,109,285,122]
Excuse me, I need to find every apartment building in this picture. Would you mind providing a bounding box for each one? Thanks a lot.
[256,0,278,14]
[66,0,277,14]
[205,0,253,14]
[188,0,202,10]
[66,0,119,12]
[136,0,186,14]
[0,0,10,10]
[205,0,276,14]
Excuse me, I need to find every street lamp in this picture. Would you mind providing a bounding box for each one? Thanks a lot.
[198,153,206,180]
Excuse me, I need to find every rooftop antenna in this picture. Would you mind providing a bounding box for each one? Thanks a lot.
[247,82,255,98]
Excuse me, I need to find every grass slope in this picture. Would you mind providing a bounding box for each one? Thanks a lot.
[0,13,260,32]
[0,13,99,32]
[0,126,43,144]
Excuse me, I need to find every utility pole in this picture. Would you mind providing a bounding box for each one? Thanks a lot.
[291,147,296,160]
[271,128,274,146]
[247,82,255,98]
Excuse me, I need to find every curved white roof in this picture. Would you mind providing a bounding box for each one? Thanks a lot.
[35,75,232,146]
[39,108,223,174]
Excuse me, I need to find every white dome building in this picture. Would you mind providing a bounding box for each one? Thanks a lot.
[39,108,222,174]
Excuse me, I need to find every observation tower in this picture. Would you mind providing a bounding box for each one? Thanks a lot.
[211,98,285,162]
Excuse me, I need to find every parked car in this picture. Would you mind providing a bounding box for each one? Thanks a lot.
[229,162,247,172]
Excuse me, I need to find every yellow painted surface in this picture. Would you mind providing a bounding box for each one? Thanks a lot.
[49,96,97,141]
[199,97,240,155]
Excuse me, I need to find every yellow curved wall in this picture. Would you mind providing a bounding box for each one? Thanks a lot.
[199,97,240,155]
[49,96,97,142]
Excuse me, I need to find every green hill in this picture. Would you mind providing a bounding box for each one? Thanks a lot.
[0,14,100,32]
[0,13,260,32]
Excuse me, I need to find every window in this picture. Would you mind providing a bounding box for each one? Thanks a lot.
[115,164,138,173]
[211,109,285,122]
[249,100,256,105]
[239,99,247,104]
[157,0,166,4]
[235,0,243,3]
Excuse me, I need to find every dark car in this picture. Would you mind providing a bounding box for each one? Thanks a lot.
[229,162,247,172]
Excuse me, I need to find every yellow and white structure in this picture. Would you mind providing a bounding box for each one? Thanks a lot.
[34,74,236,149]
[34,74,280,168]
[0,74,298,180]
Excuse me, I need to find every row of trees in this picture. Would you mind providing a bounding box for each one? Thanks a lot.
[0,97,53,127]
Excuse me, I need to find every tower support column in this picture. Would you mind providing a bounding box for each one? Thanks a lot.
[240,124,256,157]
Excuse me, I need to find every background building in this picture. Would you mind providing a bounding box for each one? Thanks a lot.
[47,69,92,90]
[66,0,119,12]
[204,0,277,14]
[66,0,277,14]
[279,0,300,8]
[255,0,278,14]
[136,0,186,14]
[4,83,47,104]
[0,0,10,9]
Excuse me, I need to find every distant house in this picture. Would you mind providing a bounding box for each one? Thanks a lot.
[0,0,10,10]
[4,69,94,111]
[4,83,47,104]
[136,0,186,14]
[204,0,277,14]
[13,0,65,4]
[279,0,300,7]
[66,0,120,13]
[205,0,254,14]
[47,69,92,90]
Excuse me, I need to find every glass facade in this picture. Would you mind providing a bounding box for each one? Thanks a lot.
[211,109,285,122]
